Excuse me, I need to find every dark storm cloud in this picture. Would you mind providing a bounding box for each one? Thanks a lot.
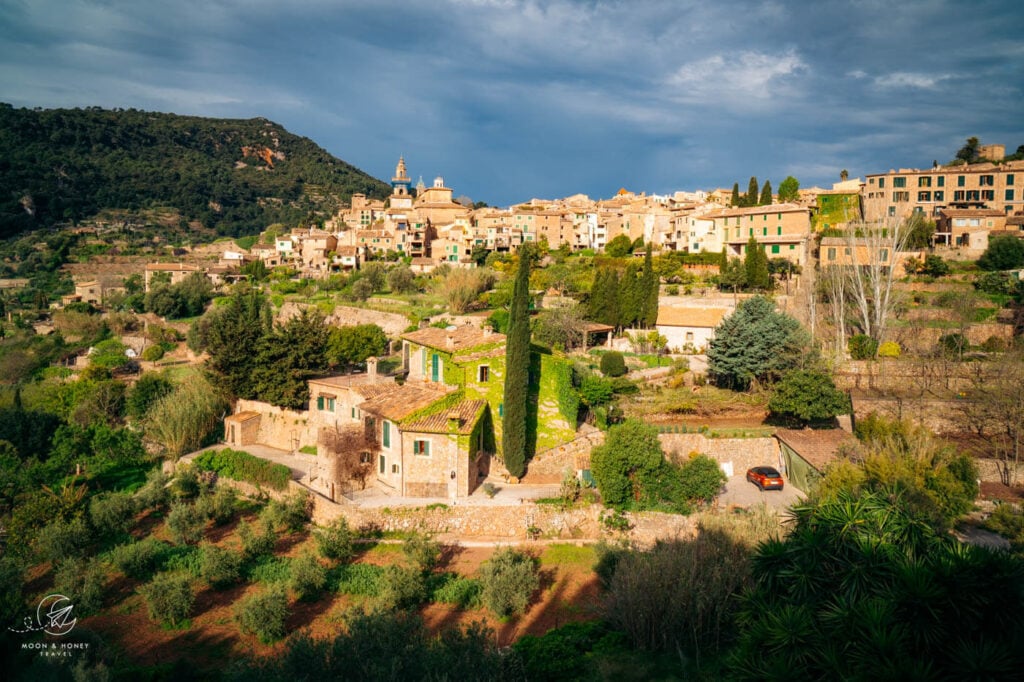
[0,0,1021,205]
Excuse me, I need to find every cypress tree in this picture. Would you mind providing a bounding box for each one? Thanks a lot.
[730,183,741,207]
[641,244,659,328]
[588,269,620,328]
[618,262,642,329]
[745,177,759,207]
[744,236,770,290]
[759,180,773,206]
[502,246,531,478]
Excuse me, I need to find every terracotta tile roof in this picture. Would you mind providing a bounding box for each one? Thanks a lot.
[402,399,486,435]
[704,203,808,219]
[939,208,1007,218]
[358,382,452,421]
[402,325,506,353]
[226,411,260,423]
[775,427,858,472]
[309,374,396,396]
[656,307,729,328]
[145,262,200,271]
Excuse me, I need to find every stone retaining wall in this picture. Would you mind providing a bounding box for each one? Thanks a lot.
[658,434,780,475]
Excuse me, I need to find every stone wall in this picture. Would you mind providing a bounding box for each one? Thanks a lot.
[233,399,316,452]
[279,302,411,337]
[659,434,781,476]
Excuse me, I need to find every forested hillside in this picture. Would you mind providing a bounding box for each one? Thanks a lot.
[0,104,390,238]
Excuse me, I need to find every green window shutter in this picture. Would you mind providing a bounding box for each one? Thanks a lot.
[317,396,324,410]
[383,421,390,448]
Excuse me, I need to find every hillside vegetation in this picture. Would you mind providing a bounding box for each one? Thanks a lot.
[0,104,390,238]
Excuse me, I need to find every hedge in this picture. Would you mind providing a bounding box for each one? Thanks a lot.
[192,448,291,491]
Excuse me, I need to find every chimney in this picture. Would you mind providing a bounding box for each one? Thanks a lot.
[483,325,492,338]
[366,356,378,381]
[447,412,462,431]
[446,334,454,349]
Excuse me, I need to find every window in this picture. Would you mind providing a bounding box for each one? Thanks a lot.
[382,421,391,448]
[317,395,335,411]
[980,175,994,186]
[826,247,837,261]
[893,191,909,202]
[966,190,980,201]
[379,454,385,474]
[327,398,335,412]
[934,191,944,201]
[360,452,373,464]
[777,226,782,235]
[918,177,932,187]
[937,176,945,187]
[918,191,931,202]
[790,245,795,250]
[957,176,965,187]
[391,464,399,474]
[893,177,906,188]
[1007,174,1015,185]
[498,403,504,417]
[413,439,431,456]
[982,190,994,201]
[478,365,490,382]
[880,249,889,262]
[749,228,753,237]
[888,207,895,217]
[879,178,885,188]
[1006,189,1015,201]
[317,396,323,410]
[762,227,767,236]
[954,191,966,201]
[771,245,780,254]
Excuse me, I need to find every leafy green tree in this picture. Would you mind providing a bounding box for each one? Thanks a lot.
[777,175,800,202]
[235,586,289,643]
[730,183,741,207]
[903,212,936,249]
[605,234,633,258]
[386,265,416,294]
[744,177,759,207]
[89,491,137,537]
[502,245,531,478]
[314,517,355,561]
[478,548,539,618]
[139,571,194,627]
[707,296,808,390]
[204,286,271,398]
[325,323,387,370]
[591,420,665,507]
[768,370,849,423]
[54,556,105,615]
[955,135,981,163]
[199,543,242,589]
[241,259,268,282]
[166,501,205,545]
[718,257,747,293]
[126,372,174,420]
[378,565,427,610]
[978,234,1024,271]
[921,254,950,277]
[290,550,327,601]
[34,517,92,564]
[758,180,773,206]
[743,237,770,290]
[251,308,329,409]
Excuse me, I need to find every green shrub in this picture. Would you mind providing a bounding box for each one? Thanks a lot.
[848,334,878,360]
[429,574,481,608]
[89,491,138,536]
[235,586,289,643]
[166,501,206,545]
[141,345,165,362]
[314,517,355,561]
[246,555,293,584]
[478,548,539,617]
[378,565,427,610]
[54,557,106,615]
[139,572,194,627]
[599,351,627,378]
[331,563,384,596]
[169,468,201,499]
[34,517,92,564]
[135,468,171,509]
[109,538,168,580]
[238,519,277,559]
[290,551,327,601]
[199,544,242,589]
[402,534,442,573]
[938,332,968,358]
[192,448,291,491]
[676,454,728,504]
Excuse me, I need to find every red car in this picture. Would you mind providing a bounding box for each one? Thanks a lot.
[746,466,784,491]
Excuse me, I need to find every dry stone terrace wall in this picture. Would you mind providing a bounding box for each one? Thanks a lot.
[233,398,316,451]
[658,434,781,474]
[278,302,410,337]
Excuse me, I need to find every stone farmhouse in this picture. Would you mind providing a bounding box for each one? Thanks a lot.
[224,323,579,501]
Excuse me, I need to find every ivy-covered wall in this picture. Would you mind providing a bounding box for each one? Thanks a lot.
[813,193,861,231]
[534,353,579,452]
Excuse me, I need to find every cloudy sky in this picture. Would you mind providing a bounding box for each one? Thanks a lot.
[1,0,1022,206]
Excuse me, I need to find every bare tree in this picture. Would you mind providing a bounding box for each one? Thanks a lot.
[958,351,1024,486]
[842,219,911,343]
[820,265,849,362]
[319,425,376,491]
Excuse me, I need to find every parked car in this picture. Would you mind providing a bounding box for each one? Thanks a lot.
[746,466,784,491]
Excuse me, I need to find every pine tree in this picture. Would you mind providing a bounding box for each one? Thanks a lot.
[759,180,773,206]
[745,177,759,207]
[744,237,770,291]
[502,246,531,478]
[778,176,800,203]
[730,183,741,207]
[641,244,659,328]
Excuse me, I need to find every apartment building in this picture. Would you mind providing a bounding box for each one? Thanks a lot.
[863,160,1024,222]
[705,203,811,264]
